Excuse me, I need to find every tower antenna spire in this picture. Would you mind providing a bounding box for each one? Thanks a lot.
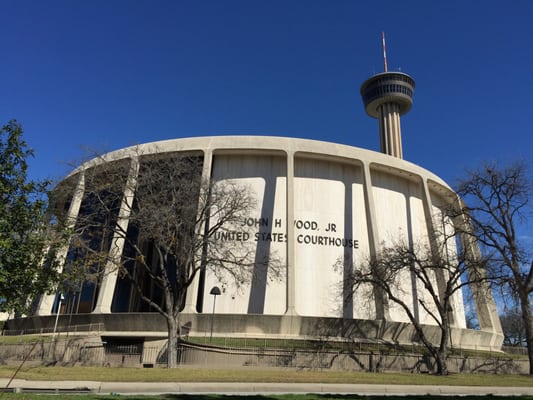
[382,31,388,72]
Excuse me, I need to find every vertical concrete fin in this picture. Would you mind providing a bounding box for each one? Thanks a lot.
[456,206,503,338]
[420,179,457,327]
[362,163,389,320]
[35,172,85,316]
[285,150,297,316]
[183,150,213,314]
[93,156,139,314]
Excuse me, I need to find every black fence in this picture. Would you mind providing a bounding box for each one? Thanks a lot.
[0,337,528,374]
[2,323,104,337]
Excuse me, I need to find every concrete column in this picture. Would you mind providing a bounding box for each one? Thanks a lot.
[35,173,85,316]
[361,162,389,320]
[183,150,213,314]
[423,183,503,346]
[458,213,503,345]
[93,157,139,314]
[284,151,297,316]
[420,179,455,325]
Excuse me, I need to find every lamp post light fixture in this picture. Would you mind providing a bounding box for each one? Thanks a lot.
[52,294,65,340]
[209,286,221,340]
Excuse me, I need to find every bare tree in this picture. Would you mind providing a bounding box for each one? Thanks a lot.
[455,161,533,373]
[61,150,273,367]
[500,307,527,347]
[344,224,491,375]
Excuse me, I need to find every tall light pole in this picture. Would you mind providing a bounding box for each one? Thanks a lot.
[209,286,221,340]
[52,294,64,340]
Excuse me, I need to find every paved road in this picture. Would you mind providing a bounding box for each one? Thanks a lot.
[1,379,533,396]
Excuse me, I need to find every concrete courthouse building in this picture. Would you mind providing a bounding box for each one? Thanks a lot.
[9,66,503,351]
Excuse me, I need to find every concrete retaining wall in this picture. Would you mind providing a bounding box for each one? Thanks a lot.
[4,313,503,352]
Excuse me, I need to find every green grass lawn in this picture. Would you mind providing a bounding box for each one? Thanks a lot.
[0,366,532,387]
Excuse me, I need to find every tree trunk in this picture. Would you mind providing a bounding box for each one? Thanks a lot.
[166,317,179,368]
[436,315,450,375]
[435,351,449,376]
[519,290,533,375]
[435,354,449,375]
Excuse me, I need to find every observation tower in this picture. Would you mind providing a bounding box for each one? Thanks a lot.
[360,33,415,159]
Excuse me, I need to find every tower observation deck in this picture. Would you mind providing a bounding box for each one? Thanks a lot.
[360,71,415,159]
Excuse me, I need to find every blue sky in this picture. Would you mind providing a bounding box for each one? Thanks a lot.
[1,0,531,187]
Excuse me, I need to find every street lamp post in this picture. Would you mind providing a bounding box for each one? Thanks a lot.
[51,293,65,360]
[52,294,64,340]
[209,286,221,341]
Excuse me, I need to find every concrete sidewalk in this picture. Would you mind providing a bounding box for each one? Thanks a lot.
[1,379,533,396]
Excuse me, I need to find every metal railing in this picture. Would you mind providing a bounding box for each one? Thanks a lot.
[0,336,527,373]
[2,323,104,337]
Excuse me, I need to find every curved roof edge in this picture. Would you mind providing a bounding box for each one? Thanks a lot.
[67,135,452,192]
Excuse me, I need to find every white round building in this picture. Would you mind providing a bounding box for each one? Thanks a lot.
[7,67,503,351]
[9,135,501,350]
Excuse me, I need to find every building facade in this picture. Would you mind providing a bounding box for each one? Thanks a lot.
[10,136,503,350]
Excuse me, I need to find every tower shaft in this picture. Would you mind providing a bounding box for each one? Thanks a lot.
[378,102,402,158]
